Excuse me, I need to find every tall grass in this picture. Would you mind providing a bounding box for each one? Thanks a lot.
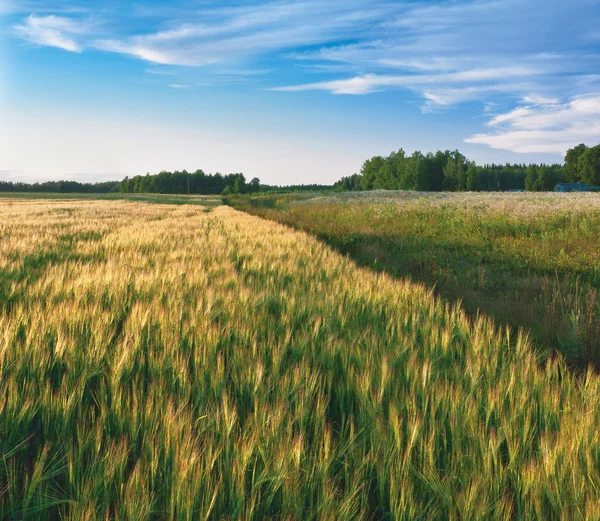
[227,191,600,365]
[2,199,600,519]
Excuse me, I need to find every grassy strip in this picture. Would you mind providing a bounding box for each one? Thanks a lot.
[226,192,600,366]
[0,192,222,206]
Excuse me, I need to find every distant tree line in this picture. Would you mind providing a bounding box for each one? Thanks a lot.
[0,180,119,193]
[334,145,600,192]
[118,171,260,195]
[0,170,333,195]
[118,172,334,195]
[3,143,598,195]
[258,184,333,193]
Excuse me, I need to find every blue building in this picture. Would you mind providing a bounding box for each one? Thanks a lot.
[554,183,591,192]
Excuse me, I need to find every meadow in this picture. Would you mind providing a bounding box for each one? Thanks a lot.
[2,197,600,519]
[228,190,600,366]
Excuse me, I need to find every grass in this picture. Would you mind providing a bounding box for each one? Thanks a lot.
[0,192,222,206]
[2,197,600,519]
[226,190,600,366]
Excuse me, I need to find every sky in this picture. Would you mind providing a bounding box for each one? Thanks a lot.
[1,0,600,185]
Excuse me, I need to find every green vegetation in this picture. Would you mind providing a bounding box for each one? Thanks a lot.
[334,143,600,193]
[564,143,600,186]
[227,191,600,365]
[3,196,600,520]
[0,179,120,193]
[117,171,256,195]
[116,171,331,195]
[0,171,333,197]
[0,192,222,206]
[3,142,597,198]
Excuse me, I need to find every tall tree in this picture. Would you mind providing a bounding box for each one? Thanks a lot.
[465,162,480,191]
[249,177,261,193]
[360,156,385,190]
[564,144,587,182]
[537,166,552,191]
[578,145,600,186]
[233,174,246,194]
[375,161,396,189]
[525,165,538,191]
[442,151,467,191]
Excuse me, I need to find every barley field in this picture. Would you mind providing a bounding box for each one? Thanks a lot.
[2,198,600,520]
[230,191,600,365]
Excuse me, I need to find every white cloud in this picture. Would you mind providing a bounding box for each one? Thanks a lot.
[271,67,537,97]
[14,14,87,52]
[466,94,600,154]
[275,0,600,111]
[521,94,560,105]
[378,57,459,71]
[93,1,395,67]
[9,0,600,158]
[95,39,176,65]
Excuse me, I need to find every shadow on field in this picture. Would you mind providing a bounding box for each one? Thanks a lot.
[321,233,598,362]
[225,197,600,369]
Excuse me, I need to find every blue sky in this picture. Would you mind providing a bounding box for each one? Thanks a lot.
[1,0,600,184]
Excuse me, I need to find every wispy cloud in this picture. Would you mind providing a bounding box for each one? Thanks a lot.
[466,94,600,154]
[216,68,272,76]
[271,67,537,95]
[8,0,600,157]
[13,13,89,52]
[92,1,395,67]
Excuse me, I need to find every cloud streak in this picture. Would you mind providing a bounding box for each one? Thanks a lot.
[92,1,396,67]
[466,94,600,154]
[14,14,87,52]
[271,68,543,114]
[8,0,600,156]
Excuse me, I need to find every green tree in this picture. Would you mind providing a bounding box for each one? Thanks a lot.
[375,161,395,189]
[360,156,385,190]
[248,177,261,193]
[564,144,587,182]
[388,149,406,188]
[465,162,480,191]
[578,145,600,186]
[233,174,246,194]
[537,165,552,191]
[442,151,467,191]
[403,152,424,191]
[525,165,538,191]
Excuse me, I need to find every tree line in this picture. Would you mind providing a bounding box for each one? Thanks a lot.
[0,171,262,195]
[0,170,333,195]
[2,143,598,195]
[334,144,600,192]
[118,172,333,194]
[0,180,119,193]
[118,171,260,195]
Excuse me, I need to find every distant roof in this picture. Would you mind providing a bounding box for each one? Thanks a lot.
[555,183,589,188]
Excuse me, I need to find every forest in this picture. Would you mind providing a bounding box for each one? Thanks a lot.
[0,171,333,195]
[1,144,598,195]
[117,171,256,194]
[0,180,119,193]
[333,143,600,192]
